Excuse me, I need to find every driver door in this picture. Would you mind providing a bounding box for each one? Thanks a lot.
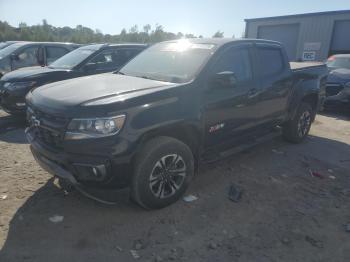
[203,43,261,149]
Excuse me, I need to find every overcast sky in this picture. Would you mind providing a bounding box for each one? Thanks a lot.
[0,0,349,37]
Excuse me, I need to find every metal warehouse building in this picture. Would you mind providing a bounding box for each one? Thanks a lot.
[245,10,350,61]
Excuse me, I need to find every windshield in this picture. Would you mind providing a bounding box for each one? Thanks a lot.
[119,40,215,83]
[49,46,100,69]
[327,56,350,70]
[0,43,25,59]
[0,42,10,50]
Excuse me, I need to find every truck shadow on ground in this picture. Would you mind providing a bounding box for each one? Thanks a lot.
[1,135,350,262]
[0,111,27,144]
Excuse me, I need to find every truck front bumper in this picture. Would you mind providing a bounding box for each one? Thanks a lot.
[26,127,133,193]
[0,87,27,114]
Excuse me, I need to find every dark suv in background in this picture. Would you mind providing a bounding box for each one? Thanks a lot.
[325,54,350,110]
[0,43,147,114]
[0,41,80,77]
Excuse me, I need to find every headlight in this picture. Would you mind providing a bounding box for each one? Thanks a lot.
[65,115,126,140]
[4,81,36,91]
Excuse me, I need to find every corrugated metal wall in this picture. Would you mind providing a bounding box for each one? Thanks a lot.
[245,11,350,61]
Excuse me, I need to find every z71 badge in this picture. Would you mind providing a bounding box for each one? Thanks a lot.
[209,123,225,133]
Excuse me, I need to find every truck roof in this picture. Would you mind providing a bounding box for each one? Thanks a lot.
[162,38,283,48]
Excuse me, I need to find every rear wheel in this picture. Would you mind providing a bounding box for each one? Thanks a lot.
[283,102,313,143]
[131,136,194,209]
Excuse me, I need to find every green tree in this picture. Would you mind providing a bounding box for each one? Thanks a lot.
[213,31,224,38]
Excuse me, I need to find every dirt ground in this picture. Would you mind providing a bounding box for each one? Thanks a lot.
[0,109,349,262]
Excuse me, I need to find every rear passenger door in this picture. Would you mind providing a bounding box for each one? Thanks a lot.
[255,44,293,123]
[45,46,70,65]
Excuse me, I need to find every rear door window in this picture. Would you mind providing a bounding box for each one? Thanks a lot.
[256,46,284,77]
[46,46,69,65]
[12,45,40,70]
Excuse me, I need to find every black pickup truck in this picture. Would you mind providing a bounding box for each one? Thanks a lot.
[25,38,328,209]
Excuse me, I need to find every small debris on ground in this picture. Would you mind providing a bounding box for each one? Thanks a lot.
[327,169,334,173]
[305,235,323,248]
[281,237,291,245]
[272,149,284,155]
[154,255,163,262]
[183,195,198,202]
[345,224,350,233]
[0,194,7,200]
[309,170,324,179]
[130,249,140,259]
[49,215,64,223]
[133,239,144,250]
[208,241,217,249]
[115,245,123,252]
[329,175,336,180]
[228,184,243,202]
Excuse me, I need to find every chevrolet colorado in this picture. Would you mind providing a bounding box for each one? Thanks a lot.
[25,38,328,209]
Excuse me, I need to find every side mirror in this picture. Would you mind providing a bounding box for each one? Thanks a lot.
[209,71,237,89]
[10,53,19,61]
[83,63,97,72]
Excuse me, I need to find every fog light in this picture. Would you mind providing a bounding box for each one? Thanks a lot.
[73,163,108,182]
[16,102,26,107]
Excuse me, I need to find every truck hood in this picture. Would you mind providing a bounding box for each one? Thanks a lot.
[28,73,175,114]
[1,66,69,81]
[327,68,350,83]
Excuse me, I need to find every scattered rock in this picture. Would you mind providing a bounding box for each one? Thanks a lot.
[183,194,198,202]
[272,149,284,155]
[0,194,7,200]
[154,255,163,262]
[281,237,291,245]
[115,246,123,252]
[228,184,242,202]
[309,170,324,179]
[49,215,64,223]
[329,175,336,180]
[305,236,323,248]
[23,185,37,192]
[208,241,217,249]
[327,169,334,173]
[135,242,143,250]
[130,249,140,259]
[345,224,350,233]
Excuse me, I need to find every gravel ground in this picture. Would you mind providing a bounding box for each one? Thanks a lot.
[0,109,349,262]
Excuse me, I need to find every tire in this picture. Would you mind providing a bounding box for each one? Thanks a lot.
[283,102,313,143]
[131,136,194,209]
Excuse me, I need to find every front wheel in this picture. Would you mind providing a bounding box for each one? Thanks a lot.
[283,102,313,143]
[131,136,194,209]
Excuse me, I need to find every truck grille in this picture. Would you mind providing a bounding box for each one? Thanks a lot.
[27,107,69,149]
[326,84,344,97]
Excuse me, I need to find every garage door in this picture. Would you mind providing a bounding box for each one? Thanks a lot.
[330,20,350,55]
[258,24,300,61]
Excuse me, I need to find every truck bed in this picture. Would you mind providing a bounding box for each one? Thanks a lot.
[290,62,325,71]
